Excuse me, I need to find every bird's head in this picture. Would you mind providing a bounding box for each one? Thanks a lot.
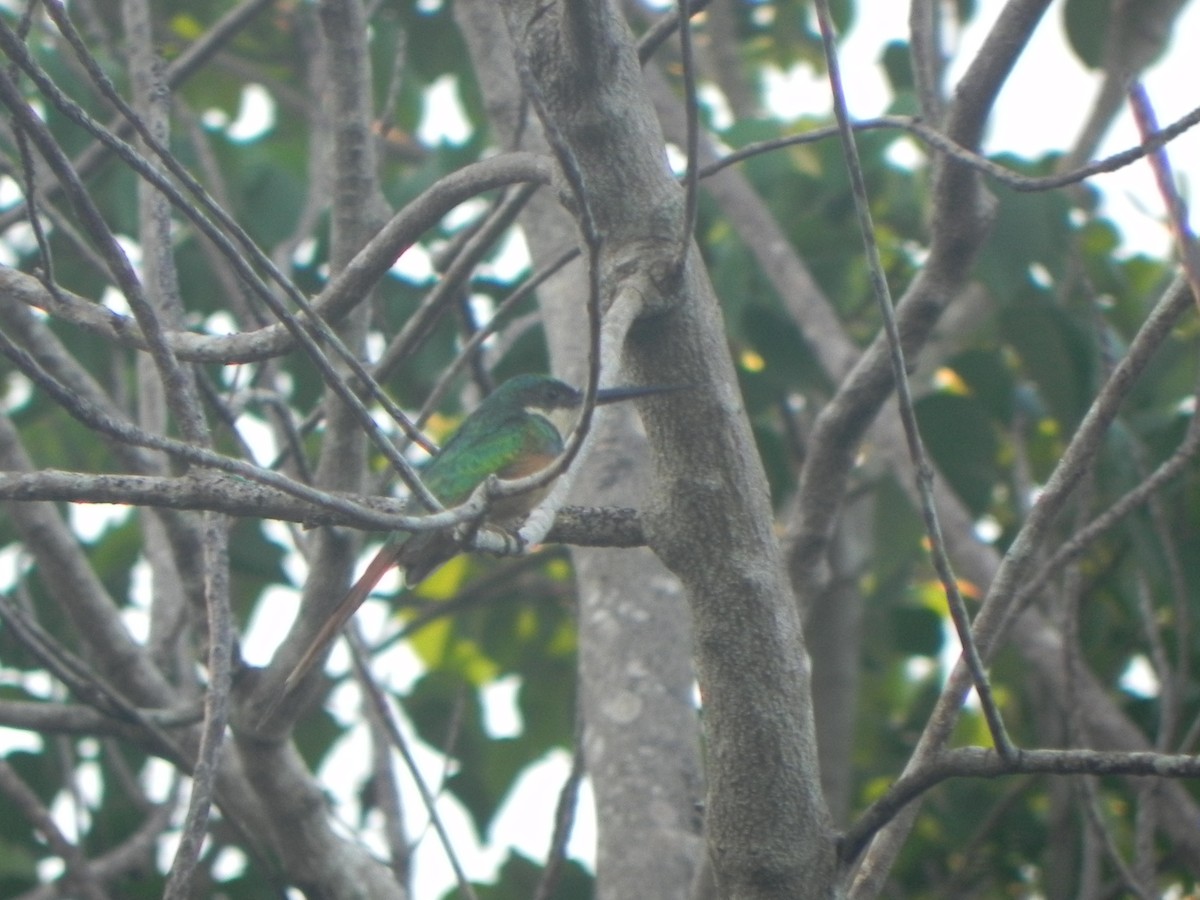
[490,373,685,438]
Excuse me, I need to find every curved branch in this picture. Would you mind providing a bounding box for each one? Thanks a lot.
[842,747,1200,864]
[1,153,552,364]
[0,469,649,545]
[791,0,1051,608]
[0,760,107,900]
[700,107,1200,194]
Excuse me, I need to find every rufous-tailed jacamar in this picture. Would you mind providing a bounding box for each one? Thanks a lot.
[276,373,673,701]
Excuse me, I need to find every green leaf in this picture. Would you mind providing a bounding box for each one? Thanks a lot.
[406,672,526,834]
[976,168,1074,302]
[0,835,38,882]
[915,392,999,516]
[889,603,944,657]
[227,519,287,621]
[443,850,593,900]
[948,348,1017,425]
[999,286,1096,428]
[881,41,915,93]
[1063,0,1109,68]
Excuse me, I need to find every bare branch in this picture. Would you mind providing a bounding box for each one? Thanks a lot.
[1128,84,1200,309]
[1,152,552,364]
[842,747,1200,863]
[532,717,585,900]
[700,107,1200,194]
[814,0,1013,758]
[0,760,108,900]
[0,468,648,545]
[163,514,232,898]
[349,640,480,900]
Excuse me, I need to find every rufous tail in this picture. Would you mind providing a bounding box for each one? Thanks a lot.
[260,540,406,726]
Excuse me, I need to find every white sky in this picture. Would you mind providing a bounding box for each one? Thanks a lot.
[760,1,1199,258]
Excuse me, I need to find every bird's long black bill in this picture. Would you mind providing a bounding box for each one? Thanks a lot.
[593,383,691,405]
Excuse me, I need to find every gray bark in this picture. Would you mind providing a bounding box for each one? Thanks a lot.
[495,1,837,896]
[456,4,707,897]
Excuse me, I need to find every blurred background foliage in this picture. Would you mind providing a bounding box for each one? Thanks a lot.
[0,0,1197,897]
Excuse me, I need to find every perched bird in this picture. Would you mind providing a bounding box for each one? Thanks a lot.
[273,373,674,706]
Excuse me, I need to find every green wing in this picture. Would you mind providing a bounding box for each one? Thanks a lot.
[420,412,562,506]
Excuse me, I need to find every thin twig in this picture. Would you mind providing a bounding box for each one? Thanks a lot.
[699,107,1200,195]
[0,64,207,449]
[1134,575,1175,750]
[0,155,549,368]
[0,469,648,547]
[1056,477,1149,899]
[350,642,480,900]
[12,6,437,506]
[414,246,579,428]
[164,514,232,899]
[372,182,542,388]
[908,0,946,123]
[9,120,58,288]
[349,624,412,888]
[495,16,605,512]
[814,0,1013,759]
[1076,774,1154,900]
[532,718,586,900]
[841,747,1200,863]
[0,0,275,233]
[0,327,494,535]
[636,0,712,63]
[673,0,699,275]
[0,760,109,900]
[1128,83,1200,311]
[1003,382,1200,637]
